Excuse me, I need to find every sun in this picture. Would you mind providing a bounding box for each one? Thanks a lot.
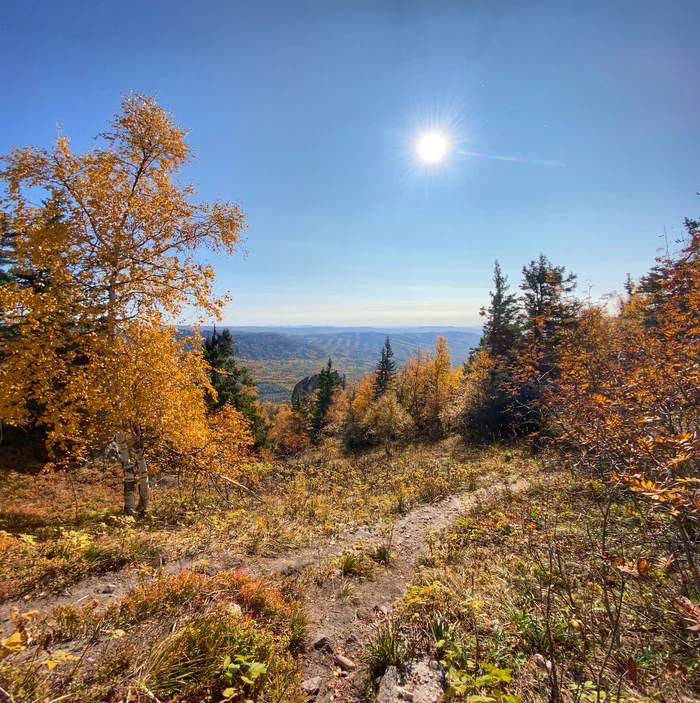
[417,132,449,163]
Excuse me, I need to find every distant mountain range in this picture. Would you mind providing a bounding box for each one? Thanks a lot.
[223,325,483,335]
[187,326,482,402]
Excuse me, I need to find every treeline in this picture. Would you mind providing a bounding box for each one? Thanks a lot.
[272,333,458,456]
[270,252,584,454]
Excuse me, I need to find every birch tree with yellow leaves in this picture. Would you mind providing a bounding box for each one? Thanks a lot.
[0,94,249,514]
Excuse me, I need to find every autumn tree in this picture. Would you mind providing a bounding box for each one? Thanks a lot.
[271,402,312,457]
[425,336,458,437]
[397,348,431,433]
[342,373,375,449]
[202,327,270,448]
[323,386,351,438]
[363,392,411,457]
[550,221,700,590]
[374,336,397,398]
[0,94,248,513]
[396,338,458,438]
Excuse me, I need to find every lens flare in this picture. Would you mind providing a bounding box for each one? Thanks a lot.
[455,149,565,168]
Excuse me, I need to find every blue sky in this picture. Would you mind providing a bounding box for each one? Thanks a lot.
[2,0,699,325]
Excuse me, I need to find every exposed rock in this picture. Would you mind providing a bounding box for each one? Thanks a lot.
[535,653,552,671]
[291,374,320,402]
[377,666,400,703]
[311,633,333,653]
[102,441,121,463]
[334,654,357,671]
[301,676,322,696]
[155,474,179,489]
[408,658,443,703]
[377,659,443,703]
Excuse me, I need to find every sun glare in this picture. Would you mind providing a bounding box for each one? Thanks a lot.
[417,132,449,163]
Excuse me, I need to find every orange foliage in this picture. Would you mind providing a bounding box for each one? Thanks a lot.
[351,374,375,423]
[551,224,700,586]
[271,405,311,457]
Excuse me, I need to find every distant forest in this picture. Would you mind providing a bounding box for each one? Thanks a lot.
[190,328,481,402]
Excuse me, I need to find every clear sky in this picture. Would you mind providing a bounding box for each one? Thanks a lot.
[2,0,699,326]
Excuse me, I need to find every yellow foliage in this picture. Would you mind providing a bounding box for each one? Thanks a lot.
[271,405,311,457]
[324,386,351,436]
[0,94,249,511]
[397,336,459,437]
[351,373,375,423]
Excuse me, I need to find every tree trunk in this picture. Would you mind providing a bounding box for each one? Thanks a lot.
[134,446,150,513]
[115,431,136,515]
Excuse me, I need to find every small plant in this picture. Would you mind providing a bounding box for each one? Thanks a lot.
[430,612,456,647]
[364,619,407,685]
[335,579,358,604]
[337,550,374,578]
[393,492,409,516]
[443,660,519,703]
[219,654,268,700]
[368,542,393,566]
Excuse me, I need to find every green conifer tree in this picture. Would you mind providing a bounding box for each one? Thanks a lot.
[373,336,397,398]
[520,254,578,349]
[202,327,270,448]
[479,261,522,358]
[311,358,343,442]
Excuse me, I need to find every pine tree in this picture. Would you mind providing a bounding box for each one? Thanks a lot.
[202,327,270,448]
[479,261,522,358]
[311,358,343,442]
[373,336,397,398]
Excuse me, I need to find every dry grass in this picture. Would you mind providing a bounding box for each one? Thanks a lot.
[0,570,307,702]
[0,438,499,603]
[380,467,700,702]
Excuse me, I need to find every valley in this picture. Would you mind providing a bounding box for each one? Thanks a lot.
[210,327,482,401]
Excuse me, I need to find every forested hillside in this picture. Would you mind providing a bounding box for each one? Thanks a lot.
[194,328,481,401]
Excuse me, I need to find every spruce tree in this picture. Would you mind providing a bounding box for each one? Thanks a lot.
[373,336,397,398]
[479,261,522,358]
[520,254,578,348]
[311,358,343,441]
[202,327,270,448]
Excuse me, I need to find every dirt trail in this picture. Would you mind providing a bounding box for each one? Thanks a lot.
[292,477,527,702]
[1,472,526,701]
[0,489,470,626]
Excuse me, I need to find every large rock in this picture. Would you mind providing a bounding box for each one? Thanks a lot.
[291,374,320,402]
[155,474,179,489]
[377,666,401,703]
[376,659,443,703]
